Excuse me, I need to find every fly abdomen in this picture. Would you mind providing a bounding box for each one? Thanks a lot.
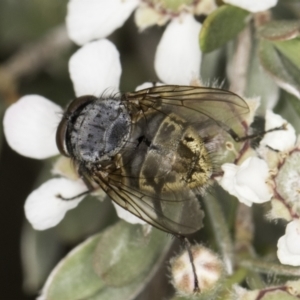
[119,111,213,195]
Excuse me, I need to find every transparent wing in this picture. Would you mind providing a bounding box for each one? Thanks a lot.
[93,173,204,235]
[125,85,250,138]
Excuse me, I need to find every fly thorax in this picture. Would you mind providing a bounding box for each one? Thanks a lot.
[69,98,131,163]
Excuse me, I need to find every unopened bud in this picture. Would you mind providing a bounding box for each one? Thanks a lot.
[170,245,224,296]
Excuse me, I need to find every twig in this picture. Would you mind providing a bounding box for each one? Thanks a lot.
[228,25,252,95]
[0,24,72,104]
[234,204,254,254]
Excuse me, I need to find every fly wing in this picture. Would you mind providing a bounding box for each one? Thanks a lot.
[94,174,204,235]
[125,85,250,138]
[93,85,248,235]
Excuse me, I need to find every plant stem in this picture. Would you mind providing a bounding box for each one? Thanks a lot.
[228,25,252,95]
[240,257,300,277]
[203,192,234,275]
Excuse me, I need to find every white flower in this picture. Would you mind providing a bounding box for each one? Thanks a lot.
[220,157,273,206]
[66,0,214,85]
[3,39,145,230]
[154,14,201,85]
[69,39,121,97]
[223,0,278,13]
[66,0,215,45]
[260,110,296,152]
[277,219,300,266]
[66,0,139,46]
[3,95,62,159]
[25,179,87,230]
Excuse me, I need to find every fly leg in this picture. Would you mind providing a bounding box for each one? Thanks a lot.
[56,165,95,201]
[234,124,287,142]
[176,235,200,293]
[226,124,286,144]
[56,190,91,201]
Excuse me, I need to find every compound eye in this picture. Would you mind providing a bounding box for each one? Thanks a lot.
[56,117,70,157]
[56,96,97,156]
[66,95,97,114]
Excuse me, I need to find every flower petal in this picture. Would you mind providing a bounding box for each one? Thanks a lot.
[66,0,139,45]
[218,163,238,196]
[155,14,201,85]
[277,220,300,266]
[112,202,146,225]
[25,178,88,230]
[3,95,62,159]
[69,39,122,97]
[260,110,296,152]
[135,81,164,91]
[220,157,272,206]
[223,0,278,13]
[235,157,272,201]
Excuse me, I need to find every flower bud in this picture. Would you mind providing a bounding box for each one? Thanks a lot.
[170,245,224,296]
[277,219,300,266]
[274,150,300,217]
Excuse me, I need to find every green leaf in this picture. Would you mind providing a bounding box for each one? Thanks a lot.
[84,278,148,300]
[273,37,300,69]
[42,234,105,300]
[258,20,300,41]
[274,91,300,133]
[40,221,172,300]
[93,221,169,287]
[200,48,224,82]
[258,21,300,99]
[287,91,300,117]
[161,0,193,11]
[21,222,62,293]
[55,196,116,244]
[199,5,249,53]
[244,42,279,115]
[258,39,300,99]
